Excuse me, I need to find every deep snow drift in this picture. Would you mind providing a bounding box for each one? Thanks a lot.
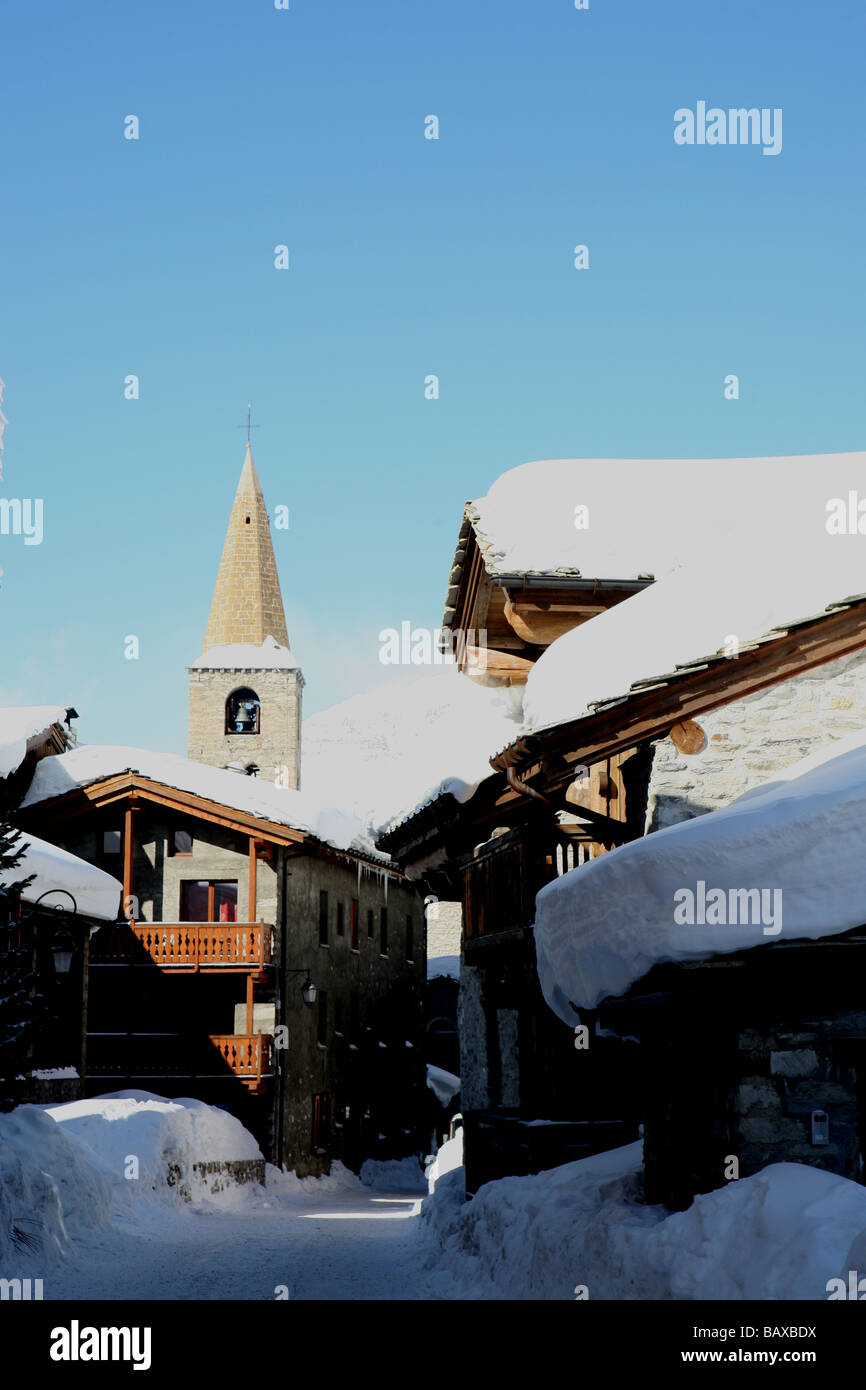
[0,1091,264,1268]
[423,1142,866,1300]
[535,726,866,1018]
[4,1090,866,1300]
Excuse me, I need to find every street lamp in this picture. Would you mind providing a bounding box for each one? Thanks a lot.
[287,967,317,1008]
[30,890,78,975]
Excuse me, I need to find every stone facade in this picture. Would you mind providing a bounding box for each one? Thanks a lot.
[188,443,304,787]
[646,647,866,833]
[187,663,303,787]
[203,444,289,651]
[44,803,427,1174]
[426,900,462,963]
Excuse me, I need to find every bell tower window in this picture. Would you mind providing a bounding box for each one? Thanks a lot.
[225,687,261,735]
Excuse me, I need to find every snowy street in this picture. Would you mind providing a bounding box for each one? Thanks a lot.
[43,1180,431,1303]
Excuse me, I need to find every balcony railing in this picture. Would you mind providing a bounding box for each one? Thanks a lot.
[209,1033,272,1087]
[87,1032,273,1091]
[90,922,273,971]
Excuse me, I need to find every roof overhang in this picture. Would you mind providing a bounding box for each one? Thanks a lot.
[17,771,309,848]
[493,593,866,799]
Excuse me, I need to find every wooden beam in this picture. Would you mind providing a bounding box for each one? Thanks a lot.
[122,804,135,916]
[245,974,254,1036]
[249,837,257,923]
[19,773,306,846]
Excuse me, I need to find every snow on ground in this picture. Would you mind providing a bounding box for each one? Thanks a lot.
[360,1156,427,1193]
[1,828,122,922]
[426,1064,460,1107]
[0,704,69,778]
[301,666,523,838]
[422,1141,866,1301]
[4,1089,866,1300]
[0,1091,433,1300]
[535,725,866,1018]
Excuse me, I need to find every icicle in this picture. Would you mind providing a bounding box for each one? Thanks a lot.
[384,872,388,905]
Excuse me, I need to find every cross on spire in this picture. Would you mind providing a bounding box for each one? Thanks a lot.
[237,404,260,446]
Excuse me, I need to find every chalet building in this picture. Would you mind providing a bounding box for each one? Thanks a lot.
[380,453,866,1197]
[0,705,78,812]
[15,445,427,1174]
[0,707,122,1109]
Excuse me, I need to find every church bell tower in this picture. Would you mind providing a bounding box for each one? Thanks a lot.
[187,442,303,787]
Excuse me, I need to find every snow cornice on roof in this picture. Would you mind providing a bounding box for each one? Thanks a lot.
[19,747,398,869]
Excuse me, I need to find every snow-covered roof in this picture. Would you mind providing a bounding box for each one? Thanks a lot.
[301,667,523,840]
[20,745,380,860]
[4,830,122,922]
[459,453,865,582]
[189,636,299,670]
[521,455,866,737]
[0,705,71,779]
[534,726,866,1019]
[427,954,460,982]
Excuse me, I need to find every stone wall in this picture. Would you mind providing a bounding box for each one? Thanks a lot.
[188,664,303,788]
[646,647,866,834]
[276,854,427,1176]
[733,1017,863,1182]
[426,900,462,962]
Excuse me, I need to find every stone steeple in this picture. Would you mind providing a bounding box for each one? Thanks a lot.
[188,443,303,788]
[202,442,289,652]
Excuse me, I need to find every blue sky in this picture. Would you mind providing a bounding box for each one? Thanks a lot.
[1,0,864,752]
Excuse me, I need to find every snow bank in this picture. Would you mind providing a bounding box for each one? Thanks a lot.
[302,667,522,837]
[426,1127,464,1194]
[0,704,69,778]
[426,1065,460,1107]
[535,726,866,1018]
[0,1106,113,1267]
[45,1091,261,1188]
[423,1142,866,1300]
[0,1090,267,1274]
[360,1156,427,1193]
[3,829,122,923]
[522,454,866,736]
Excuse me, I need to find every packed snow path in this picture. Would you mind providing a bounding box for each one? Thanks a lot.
[44,1185,431,1302]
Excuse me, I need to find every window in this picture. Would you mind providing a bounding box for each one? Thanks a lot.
[336,901,345,938]
[317,990,328,1046]
[312,1094,330,1153]
[380,906,388,955]
[103,830,121,854]
[349,993,360,1037]
[180,880,238,923]
[225,687,261,735]
[335,997,345,1035]
[318,890,329,946]
[367,908,374,940]
[169,828,193,857]
[405,915,414,961]
[350,899,359,951]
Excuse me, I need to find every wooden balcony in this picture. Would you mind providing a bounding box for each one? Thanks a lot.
[90,922,273,972]
[87,1031,273,1093]
[209,1034,272,1092]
